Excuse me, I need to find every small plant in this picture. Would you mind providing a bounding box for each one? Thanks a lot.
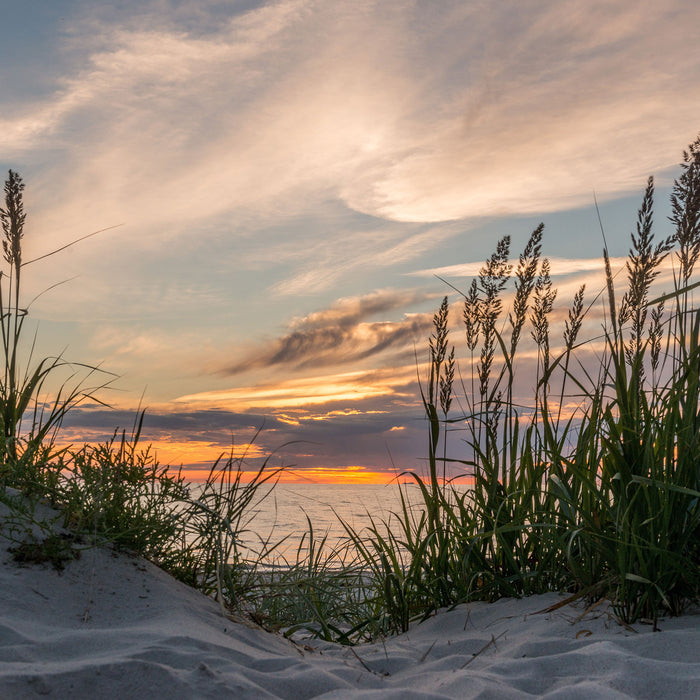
[173,435,287,613]
[9,532,80,571]
[250,516,376,643]
[51,414,191,565]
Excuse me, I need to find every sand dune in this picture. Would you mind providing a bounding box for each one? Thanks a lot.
[1,495,698,699]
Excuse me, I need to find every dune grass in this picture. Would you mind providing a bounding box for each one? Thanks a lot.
[347,137,700,634]
[2,137,700,643]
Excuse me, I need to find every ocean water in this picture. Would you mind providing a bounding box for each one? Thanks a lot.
[241,482,468,561]
[242,483,422,560]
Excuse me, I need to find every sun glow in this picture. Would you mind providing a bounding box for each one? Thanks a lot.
[273,465,403,485]
[174,464,401,484]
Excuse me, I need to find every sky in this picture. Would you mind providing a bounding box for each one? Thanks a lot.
[2,0,700,482]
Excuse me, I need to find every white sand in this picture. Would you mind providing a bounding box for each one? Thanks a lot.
[1,494,699,699]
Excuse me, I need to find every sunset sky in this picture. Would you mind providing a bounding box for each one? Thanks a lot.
[2,0,700,482]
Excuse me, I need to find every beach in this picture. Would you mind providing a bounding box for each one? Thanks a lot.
[3,6,700,698]
[1,495,699,699]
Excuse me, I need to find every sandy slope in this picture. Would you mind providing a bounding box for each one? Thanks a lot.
[1,494,699,699]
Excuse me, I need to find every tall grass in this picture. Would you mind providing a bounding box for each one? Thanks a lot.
[346,135,700,632]
[0,171,112,491]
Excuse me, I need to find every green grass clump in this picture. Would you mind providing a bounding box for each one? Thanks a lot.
[9,532,80,571]
[347,136,700,631]
[244,517,379,643]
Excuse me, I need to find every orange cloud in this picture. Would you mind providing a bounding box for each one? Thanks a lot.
[53,427,266,474]
[146,439,265,469]
[174,367,417,411]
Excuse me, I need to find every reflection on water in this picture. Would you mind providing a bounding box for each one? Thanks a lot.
[240,483,468,561]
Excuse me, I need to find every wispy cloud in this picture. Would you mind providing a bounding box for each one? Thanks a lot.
[5,1,699,244]
[222,289,436,374]
[411,256,627,280]
[267,221,464,296]
[345,1,700,222]
[177,366,418,410]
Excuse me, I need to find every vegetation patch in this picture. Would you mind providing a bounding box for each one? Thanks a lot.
[9,533,80,572]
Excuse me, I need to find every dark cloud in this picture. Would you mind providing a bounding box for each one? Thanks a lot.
[223,289,437,374]
[62,407,281,431]
[57,382,444,478]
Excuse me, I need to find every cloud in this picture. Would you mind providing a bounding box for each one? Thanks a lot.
[175,366,419,410]
[411,256,627,280]
[4,0,699,248]
[5,1,416,245]
[266,221,465,296]
[222,289,437,374]
[62,405,282,433]
[288,289,431,330]
[340,1,700,222]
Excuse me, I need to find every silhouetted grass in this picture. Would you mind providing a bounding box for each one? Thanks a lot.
[345,135,700,632]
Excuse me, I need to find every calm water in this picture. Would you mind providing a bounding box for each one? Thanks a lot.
[241,483,467,561]
[240,483,412,559]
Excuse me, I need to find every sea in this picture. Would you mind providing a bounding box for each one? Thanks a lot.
[239,482,467,562]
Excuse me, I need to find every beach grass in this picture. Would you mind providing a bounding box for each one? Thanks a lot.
[2,137,700,643]
[348,137,700,633]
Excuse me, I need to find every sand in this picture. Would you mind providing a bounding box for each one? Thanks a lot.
[1,493,699,699]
